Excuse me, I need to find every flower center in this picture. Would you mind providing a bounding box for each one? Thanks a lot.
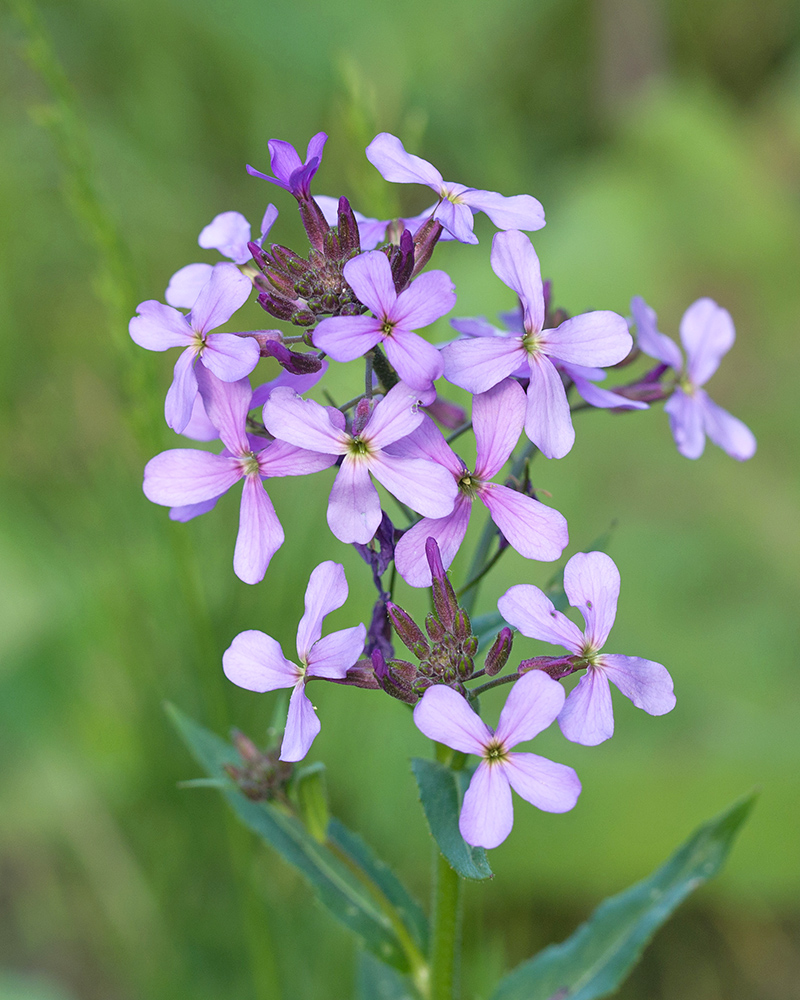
[521,331,543,356]
[381,319,395,338]
[440,185,463,205]
[240,451,261,477]
[457,471,480,499]
[483,738,509,765]
[348,435,371,457]
[191,331,207,354]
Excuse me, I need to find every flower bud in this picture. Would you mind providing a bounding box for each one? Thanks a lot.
[454,608,472,642]
[298,196,331,253]
[484,627,513,676]
[426,537,457,630]
[337,197,361,255]
[518,654,576,680]
[411,216,443,277]
[386,602,430,658]
[425,613,446,644]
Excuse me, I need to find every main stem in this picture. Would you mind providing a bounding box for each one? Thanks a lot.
[429,744,463,1000]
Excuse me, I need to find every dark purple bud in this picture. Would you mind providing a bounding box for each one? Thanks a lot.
[613,364,671,403]
[457,654,474,679]
[386,601,430,658]
[326,657,382,689]
[291,309,317,327]
[379,657,419,705]
[364,596,394,660]
[259,338,323,374]
[325,228,343,260]
[389,228,415,294]
[352,511,396,580]
[352,397,374,436]
[371,647,388,680]
[463,635,478,657]
[411,217,443,277]
[258,292,297,321]
[484,627,513,676]
[425,537,457,630]
[425,613,446,644]
[299,196,331,253]
[518,654,577,680]
[271,244,313,278]
[248,241,272,273]
[453,608,472,642]
[337,197,361,254]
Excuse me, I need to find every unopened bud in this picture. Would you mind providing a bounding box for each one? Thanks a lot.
[258,292,296,321]
[457,654,474,679]
[291,309,316,327]
[386,602,430,657]
[389,228,415,294]
[484,627,513,676]
[454,608,472,642]
[425,613,445,644]
[426,537,457,630]
[298,197,331,253]
[518,654,576,680]
[337,197,361,254]
[411,216,443,277]
[352,397,374,436]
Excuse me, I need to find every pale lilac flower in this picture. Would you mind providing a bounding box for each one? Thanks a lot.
[143,369,336,583]
[166,205,279,309]
[262,381,458,544]
[498,551,676,746]
[631,296,756,461]
[223,562,366,761]
[413,670,581,848]
[366,133,545,245]
[312,251,456,391]
[393,379,568,587]
[130,262,260,433]
[315,195,451,250]
[441,231,632,458]
[246,132,328,200]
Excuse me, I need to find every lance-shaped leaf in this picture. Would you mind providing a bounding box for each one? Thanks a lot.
[411,757,493,881]
[356,951,420,1000]
[490,792,756,1000]
[167,704,427,974]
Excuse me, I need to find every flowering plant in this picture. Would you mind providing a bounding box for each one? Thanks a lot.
[133,130,757,999]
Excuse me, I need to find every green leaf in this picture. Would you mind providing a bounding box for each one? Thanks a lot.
[166,703,426,974]
[411,757,493,881]
[355,951,419,1000]
[490,792,756,1000]
[293,762,330,844]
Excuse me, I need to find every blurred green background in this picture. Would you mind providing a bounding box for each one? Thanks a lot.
[2,0,800,997]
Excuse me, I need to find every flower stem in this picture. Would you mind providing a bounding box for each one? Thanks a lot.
[429,743,463,1000]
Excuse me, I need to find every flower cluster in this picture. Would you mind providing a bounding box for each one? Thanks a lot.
[131,130,755,847]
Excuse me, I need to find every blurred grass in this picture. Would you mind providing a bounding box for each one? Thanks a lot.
[2,0,800,997]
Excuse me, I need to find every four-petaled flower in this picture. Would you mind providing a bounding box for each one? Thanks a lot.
[498,551,676,746]
[223,562,366,761]
[393,379,568,586]
[312,250,456,391]
[143,369,335,583]
[413,670,581,848]
[366,133,545,245]
[247,132,328,201]
[631,296,756,461]
[262,382,459,544]
[441,231,633,458]
[129,262,260,433]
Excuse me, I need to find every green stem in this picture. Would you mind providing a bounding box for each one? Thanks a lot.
[429,744,463,1000]
[457,543,504,599]
[468,672,518,700]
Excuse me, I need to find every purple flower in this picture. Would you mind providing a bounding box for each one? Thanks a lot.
[312,251,456,391]
[223,562,366,761]
[262,381,458,544]
[413,671,581,848]
[246,132,328,201]
[441,231,632,458]
[130,262,260,433]
[393,379,568,587]
[143,369,336,583]
[366,133,545,245]
[498,551,676,746]
[166,205,279,309]
[631,296,756,461]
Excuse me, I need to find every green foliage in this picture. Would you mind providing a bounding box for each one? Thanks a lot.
[491,793,756,1000]
[411,758,493,881]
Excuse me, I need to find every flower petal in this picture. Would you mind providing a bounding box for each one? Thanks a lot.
[311,314,383,362]
[165,348,200,433]
[280,682,321,762]
[630,296,682,370]
[201,333,260,382]
[496,669,566,747]
[296,561,349,661]
[479,485,568,562]
[391,270,457,331]
[473,379,526,478]
[368,453,458,519]
[129,300,193,351]
[699,391,757,461]
[664,387,705,459]
[263,387,348,454]
[441,335,526,394]
[461,190,545,232]
[180,392,220,442]
[258,438,338,478]
[169,495,222,522]
[435,199,478,244]
[307,624,366,679]
[413,684,492,754]
[503,752,581,813]
[223,629,298,692]
[342,251,397,318]
[680,298,735,387]
[544,311,632,367]
[394,497,472,588]
[524,354,574,459]
[144,449,241,506]
[198,211,252,264]
[498,584,584,653]
[362,381,425,450]
[233,476,283,585]
[366,133,443,188]
[195,366,250,455]
[165,264,214,310]
[384,414,464,476]
[459,762,513,849]
[568,371,648,410]
[600,654,676,716]
[563,551,619,649]
[384,331,444,391]
[558,668,614,745]
[490,230,544,334]
[188,262,252,334]
[327,455,381,543]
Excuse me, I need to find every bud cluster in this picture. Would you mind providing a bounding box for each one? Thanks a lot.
[224,730,293,803]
